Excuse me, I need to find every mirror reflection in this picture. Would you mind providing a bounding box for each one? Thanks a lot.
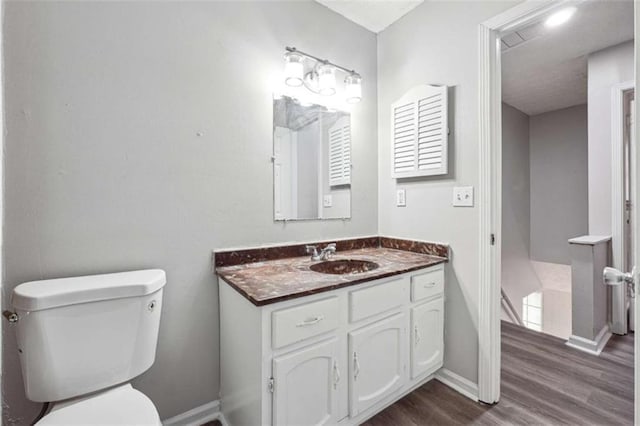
[273,96,351,221]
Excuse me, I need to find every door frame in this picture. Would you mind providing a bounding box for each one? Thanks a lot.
[633,4,640,421]
[612,80,635,335]
[477,0,590,404]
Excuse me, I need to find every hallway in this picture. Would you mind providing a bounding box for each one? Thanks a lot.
[362,321,633,425]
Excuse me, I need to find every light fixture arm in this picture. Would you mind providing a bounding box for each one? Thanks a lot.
[286,46,360,77]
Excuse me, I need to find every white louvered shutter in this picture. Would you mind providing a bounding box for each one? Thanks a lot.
[329,116,351,186]
[391,85,448,178]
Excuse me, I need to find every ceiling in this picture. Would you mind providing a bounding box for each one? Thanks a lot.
[502,1,634,116]
[314,0,423,33]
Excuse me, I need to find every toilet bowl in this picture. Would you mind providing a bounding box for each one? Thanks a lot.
[37,384,161,426]
[10,270,166,425]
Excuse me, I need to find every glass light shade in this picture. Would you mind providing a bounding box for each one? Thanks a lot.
[345,74,362,104]
[284,52,304,87]
[318,65,336,96]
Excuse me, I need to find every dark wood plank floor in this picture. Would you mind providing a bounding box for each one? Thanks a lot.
[362,321,634,425]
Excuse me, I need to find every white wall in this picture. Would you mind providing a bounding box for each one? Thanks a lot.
[501,103,540,318]
[530,104,589,264]
[2,1,377,422]
[377,0,519,385]
[588,41,634,235]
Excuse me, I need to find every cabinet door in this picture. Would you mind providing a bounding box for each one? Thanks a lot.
[348,313,406,417]
[411,298,444,379]
[273,337,339,426]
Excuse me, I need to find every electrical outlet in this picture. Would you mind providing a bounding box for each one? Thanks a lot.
[452,186,474,207]
[323,195,333,208]
[396,189,406,207]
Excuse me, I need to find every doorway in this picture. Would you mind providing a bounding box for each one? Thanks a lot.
[477,2,638,419]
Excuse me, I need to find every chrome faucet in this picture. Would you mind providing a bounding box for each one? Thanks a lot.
[306,243,337,261]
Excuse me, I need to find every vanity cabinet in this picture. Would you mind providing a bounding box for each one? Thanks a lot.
[219,264,445,426]
[348,313,406,417]
[410,298,444,379]
[272,337,339,425]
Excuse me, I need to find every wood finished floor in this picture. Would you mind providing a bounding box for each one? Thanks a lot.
[362,321,634,425]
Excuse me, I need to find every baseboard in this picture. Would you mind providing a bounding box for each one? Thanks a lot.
[162,400,228,426]
[566,325,612,356]
[435,368,479,402]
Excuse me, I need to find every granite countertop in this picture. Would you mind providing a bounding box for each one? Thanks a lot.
[216,245,447,306]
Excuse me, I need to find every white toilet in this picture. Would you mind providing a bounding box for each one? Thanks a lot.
[10,269,167,425]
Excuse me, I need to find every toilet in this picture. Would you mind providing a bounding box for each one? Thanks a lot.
[10,269,166,425]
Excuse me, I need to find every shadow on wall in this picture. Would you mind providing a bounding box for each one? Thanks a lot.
[443,254,479,383]
[502,201,544,318]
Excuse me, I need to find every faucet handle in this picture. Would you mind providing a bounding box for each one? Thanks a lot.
[326,243,337,250]
[305,245,318,255]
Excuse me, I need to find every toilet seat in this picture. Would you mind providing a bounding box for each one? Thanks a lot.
[37,384,161,425]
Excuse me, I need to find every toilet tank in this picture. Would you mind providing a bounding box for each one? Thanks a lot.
[11,269,166,402]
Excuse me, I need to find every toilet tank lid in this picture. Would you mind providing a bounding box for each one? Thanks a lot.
[12,269,166,312]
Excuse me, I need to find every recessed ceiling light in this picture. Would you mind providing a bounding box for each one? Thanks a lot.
[545,7,577,28]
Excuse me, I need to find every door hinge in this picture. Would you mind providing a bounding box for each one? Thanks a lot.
[268,377,275,393]
[490,233,496,245]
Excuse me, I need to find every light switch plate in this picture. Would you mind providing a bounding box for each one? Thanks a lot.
[396,189,406,207]
[452,186,474,207]
[323,195,333,208]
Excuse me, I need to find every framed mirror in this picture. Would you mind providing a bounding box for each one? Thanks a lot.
[273,96,351,221]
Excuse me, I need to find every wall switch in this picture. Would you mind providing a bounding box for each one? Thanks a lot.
[452,186,474,207]
[396,189,406,207]
[323,195,333,208]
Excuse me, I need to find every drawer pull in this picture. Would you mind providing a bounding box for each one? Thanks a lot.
[424,282,436,288]
[333,361,341,389]
[296,315,324,327]
[414,325,421,345]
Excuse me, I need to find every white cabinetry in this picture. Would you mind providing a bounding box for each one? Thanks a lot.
[348,313,406,417]
[273,337,339,425]
[410,298,444,379]
[219,264,445,426]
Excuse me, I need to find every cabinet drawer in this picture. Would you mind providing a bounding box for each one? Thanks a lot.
[349,277,407,323]
[272,297,340,349]
[411,268,444,302]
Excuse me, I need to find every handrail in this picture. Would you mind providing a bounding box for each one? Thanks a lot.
[501,288,524,326]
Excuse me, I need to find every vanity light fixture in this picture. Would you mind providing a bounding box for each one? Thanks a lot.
[345,73,362,104]
[318,64,337,96]
[284,51,304,87]
[283,46,362,104]
[544,7,577,28]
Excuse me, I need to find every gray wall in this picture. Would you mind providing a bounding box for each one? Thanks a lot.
[2,1,378,423]
[377,0,519,384]
[501,103,540,317]
[588,41,634,235]
[530,104,589,264]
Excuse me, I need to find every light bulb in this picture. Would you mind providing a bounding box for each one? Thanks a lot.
[318,65,336,96]
[545,7,576,28]
[345,73,362,104]
[284,52,304,87]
